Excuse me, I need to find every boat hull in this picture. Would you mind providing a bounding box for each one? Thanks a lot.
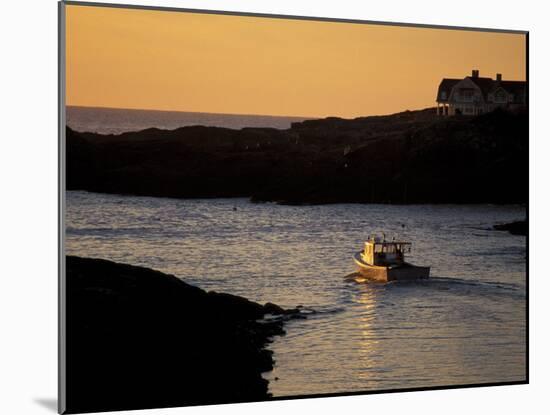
[353,252,430,282]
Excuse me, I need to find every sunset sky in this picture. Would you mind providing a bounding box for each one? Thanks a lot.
[65,4,526,118]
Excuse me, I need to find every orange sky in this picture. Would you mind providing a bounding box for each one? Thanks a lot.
[65,4,526,118]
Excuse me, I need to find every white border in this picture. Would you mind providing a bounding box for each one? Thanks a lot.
[1,1,548,415]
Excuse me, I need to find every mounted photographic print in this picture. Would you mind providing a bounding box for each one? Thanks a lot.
[58,1,528,413]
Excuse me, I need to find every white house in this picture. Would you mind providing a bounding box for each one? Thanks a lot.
[436,70,526,116]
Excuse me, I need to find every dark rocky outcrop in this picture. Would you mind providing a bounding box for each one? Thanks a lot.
[66,107,527,205]
[494,220,528,236]
[64,256,298,413]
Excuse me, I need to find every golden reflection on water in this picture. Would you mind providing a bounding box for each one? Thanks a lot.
[353,284,382,382]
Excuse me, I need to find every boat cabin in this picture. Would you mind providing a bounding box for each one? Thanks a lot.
[362,237,411,267]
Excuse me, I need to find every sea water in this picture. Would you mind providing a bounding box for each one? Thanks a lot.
[66,191,526,396]
[66,106,312,134]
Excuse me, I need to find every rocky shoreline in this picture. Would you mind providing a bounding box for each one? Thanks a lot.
[66,107,527,205]
[494,220,528,236]
[64,256,301,413]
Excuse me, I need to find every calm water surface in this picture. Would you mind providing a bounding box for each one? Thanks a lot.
[67,106,312,134]
[66,191,526,396]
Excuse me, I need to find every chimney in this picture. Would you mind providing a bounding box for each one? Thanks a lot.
[471,69,479,78]
[496,73,502,82]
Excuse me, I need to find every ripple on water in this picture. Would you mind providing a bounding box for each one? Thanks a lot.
[66,191,527,396]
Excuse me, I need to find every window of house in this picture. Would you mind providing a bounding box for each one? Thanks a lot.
[494,90,507,103]
[460,89,474,101]
[441,91,447,100]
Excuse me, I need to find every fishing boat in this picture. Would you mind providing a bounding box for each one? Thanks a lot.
[353,235,430,282]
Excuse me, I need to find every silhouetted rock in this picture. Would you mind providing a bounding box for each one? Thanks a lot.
[64,256,299,413]
[494,220,527,236]
[66,107,527,205]
[263,302,286,315]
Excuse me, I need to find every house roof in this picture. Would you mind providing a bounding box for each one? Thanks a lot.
[436,78,460,102]
[500,80,527,103]
[436,76,526,103]
[466,76,495,101]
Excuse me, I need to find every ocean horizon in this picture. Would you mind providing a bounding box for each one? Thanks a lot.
[67,105,316,135]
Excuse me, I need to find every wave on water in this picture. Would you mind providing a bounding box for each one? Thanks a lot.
[343,272,524,299]
[66,226,159,236]
[407,276,525,298]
